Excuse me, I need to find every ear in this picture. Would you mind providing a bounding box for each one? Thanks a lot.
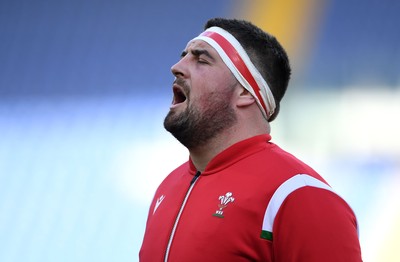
[236,88,256,108]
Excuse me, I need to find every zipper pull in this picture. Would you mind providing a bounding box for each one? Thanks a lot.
[190,171,201,185]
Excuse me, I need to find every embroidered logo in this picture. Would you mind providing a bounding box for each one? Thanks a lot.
[153,195,165,214]
[213,192,235,218]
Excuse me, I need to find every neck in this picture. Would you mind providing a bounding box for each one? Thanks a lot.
[188,137,229,173]
[188,121,270,172]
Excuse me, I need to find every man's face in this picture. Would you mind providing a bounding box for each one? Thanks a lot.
[164,39,239,149]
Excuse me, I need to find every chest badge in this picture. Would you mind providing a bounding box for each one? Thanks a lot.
[213,192,235,218]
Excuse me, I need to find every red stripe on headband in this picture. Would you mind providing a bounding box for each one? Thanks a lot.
[201,31,268,114]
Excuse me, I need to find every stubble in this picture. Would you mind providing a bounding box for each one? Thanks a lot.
[164,83,237,149]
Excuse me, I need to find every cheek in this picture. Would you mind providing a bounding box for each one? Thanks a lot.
[190,70,236,105]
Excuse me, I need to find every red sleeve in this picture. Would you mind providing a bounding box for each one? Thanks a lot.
[273,187,362,262]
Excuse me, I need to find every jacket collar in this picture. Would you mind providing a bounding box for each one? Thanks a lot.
[188,134,272,175]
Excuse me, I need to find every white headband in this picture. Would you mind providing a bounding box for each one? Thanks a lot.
[192,26,276,119]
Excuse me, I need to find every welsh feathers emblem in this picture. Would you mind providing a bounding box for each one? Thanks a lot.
[213,192,235,218]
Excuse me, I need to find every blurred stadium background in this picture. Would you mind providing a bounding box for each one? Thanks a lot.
[0,0,399,261]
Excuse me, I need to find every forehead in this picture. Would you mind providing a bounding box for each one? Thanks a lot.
[185,39,218,56]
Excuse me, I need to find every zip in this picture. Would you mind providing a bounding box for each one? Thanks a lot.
[164,171,201,262]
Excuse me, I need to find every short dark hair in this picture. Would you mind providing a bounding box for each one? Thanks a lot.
[204,18,291,122]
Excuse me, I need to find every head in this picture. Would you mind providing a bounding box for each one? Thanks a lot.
[204,18,291,122]
[164,18,291,149]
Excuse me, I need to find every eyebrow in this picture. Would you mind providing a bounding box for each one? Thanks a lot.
[180,48,215,61]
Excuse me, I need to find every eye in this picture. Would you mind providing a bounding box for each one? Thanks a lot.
[180,51,188,59]
[197,57,209,64]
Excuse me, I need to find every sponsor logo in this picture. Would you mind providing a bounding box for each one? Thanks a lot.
[153,195,165,214]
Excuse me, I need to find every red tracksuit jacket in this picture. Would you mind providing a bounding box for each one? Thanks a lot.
[139,134,362,261]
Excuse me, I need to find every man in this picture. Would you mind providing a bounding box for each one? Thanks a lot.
[139,18,362,261]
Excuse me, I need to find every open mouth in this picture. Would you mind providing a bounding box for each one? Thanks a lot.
[172,85,187,105]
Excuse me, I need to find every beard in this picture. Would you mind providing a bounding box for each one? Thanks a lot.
[164,86,237,149]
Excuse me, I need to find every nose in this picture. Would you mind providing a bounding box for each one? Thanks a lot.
[171,58,186,78]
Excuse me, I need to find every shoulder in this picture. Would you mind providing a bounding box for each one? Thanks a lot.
[158,161,191,186]
[263,174,361,261]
